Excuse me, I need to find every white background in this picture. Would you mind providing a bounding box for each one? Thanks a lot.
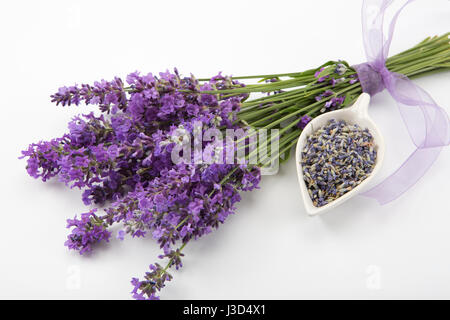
[0,0,449,299]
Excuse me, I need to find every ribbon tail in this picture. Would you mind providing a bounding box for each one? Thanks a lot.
[360,72,450,204]
[361,146,442,204]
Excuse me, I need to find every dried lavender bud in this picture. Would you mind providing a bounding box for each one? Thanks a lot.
[301,119,377,207]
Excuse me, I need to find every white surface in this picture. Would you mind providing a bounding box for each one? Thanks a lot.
[0,0,449,299]
[296,93,386,216]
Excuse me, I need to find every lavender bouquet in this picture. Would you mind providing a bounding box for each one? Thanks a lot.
[20,0,450,298]
[20,30,449,298]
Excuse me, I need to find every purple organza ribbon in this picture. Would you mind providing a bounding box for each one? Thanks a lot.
[353,0,450,204]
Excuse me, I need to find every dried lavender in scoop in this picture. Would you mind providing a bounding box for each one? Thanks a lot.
[301,119,377,207]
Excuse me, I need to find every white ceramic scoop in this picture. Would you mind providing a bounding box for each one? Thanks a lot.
[295,93,385,216]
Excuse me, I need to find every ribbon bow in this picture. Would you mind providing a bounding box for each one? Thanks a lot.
[353,0,450,204]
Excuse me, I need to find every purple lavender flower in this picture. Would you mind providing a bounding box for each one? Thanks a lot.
[334,63,347,75]
[314,67,328,82]
[65,209,111,255]
[19,135,69,181]
[51,77,127,113]
[117,230,126,241]
[315,90,334,102]
[297,115,312,129]
[130,264,169,300]
[330,77,345,87]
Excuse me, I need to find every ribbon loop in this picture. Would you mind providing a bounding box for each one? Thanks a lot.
[354,0,450,204]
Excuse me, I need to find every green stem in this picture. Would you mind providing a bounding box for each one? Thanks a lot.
[162,242,187,273]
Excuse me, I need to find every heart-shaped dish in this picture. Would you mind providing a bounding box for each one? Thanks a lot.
[295,93,385,216]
